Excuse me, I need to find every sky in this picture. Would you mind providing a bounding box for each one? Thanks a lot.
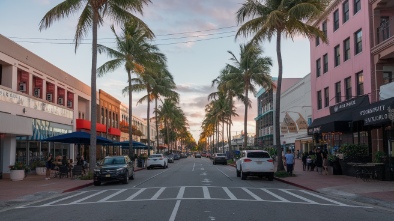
[0,0,311,141]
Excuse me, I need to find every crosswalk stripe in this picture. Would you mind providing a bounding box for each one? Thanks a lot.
[242,188,263,201]
[261,188,290,202]
[299,190,349,206]
[41,191,87,206]
[98,189,127,202]
[69,190,107,204]
[151,187,165,200]
[125,188,146,201]
[222,187,237,200]
[202,186,210,199]
[177,187,185,199]
[280,189,318,204]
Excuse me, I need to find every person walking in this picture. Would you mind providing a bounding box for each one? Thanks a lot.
[45,153,53,180]
[315,148,324,174]
[301,152,307,171]
[284,149,295,176]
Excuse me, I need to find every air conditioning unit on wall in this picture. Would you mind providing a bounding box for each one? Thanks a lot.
[58,97,64,105]
[67,100,73,108]
[34,88,40,97]
[46,93,52,102]
[19,83,26,92]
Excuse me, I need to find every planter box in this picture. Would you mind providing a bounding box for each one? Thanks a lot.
[327,166,334,175]
[339,161,357,177]
[10,170,25,181]
[35,167,46,176]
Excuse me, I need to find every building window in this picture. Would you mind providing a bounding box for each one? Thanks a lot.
[343,37,350,61]
[356,71,364,96]
[354,0,361,15]
[323,54,328,73]
[378,17,390,43]
[354,29,362,54]
[333,9,339,31]
[383,71,393,84]
[316,58,321,77]
[335,81,342,103]
[324,87,329,107]
[334,45,340,67]
[345,77,352,100]
[322,21,327,38]
[316,36,320,46]
[317,90,322,110]
[343,1,349,23]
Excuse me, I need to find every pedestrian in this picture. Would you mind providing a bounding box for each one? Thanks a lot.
[315,148,323,174]
[45,153,53,180]
[296,150,300,159]
[301,152,307,171]
[306,155,312,171]
[283,149,295,176]
[322,148,328,175]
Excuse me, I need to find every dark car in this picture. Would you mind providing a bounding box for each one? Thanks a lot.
[167,154,174,163]
[213,153,227,165]
[173,154,180,160]
[93,156,134,186]
[195,153,201,158]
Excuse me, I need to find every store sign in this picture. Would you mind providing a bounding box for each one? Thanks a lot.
[0,87,73,119]
[330,95,369,114]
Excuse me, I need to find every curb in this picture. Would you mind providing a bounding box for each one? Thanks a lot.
[273,177,318,193]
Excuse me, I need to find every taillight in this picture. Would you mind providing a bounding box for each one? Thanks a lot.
[243,158,252,163]
[160,157,163,160]
[267,159,274,163]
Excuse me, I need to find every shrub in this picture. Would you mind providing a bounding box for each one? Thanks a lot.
[339,143,369,161]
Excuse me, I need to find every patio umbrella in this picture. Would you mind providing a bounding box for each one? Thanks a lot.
[113,141,152,150]
[42,131,113,145]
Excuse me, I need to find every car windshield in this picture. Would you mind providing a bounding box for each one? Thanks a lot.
[149,155,162,158]
[216,154,226,157]
[247,152,270,158]
[103,157,126,165]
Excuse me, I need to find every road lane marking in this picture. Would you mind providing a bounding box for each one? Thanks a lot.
[222,187,237,200]
[192,163,195,171]
[169,200,181,221]
[203,186,211,199]
[69,190,107,204]
[216,167,233,181]
[151,187,165,200]
[177,187,185,199]
[125,188,146,201]
[98,189,127,202]
[261,188,290,202]
[41,191,88,206]
[300,190,349,206]
[242,188,263,201]
[280,189,318,204]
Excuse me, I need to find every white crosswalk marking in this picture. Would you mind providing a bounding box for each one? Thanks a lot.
[18,186,370,209]
[98,189,127,202]
[280,189,318,204]
[242,187,263,201]
[151,187,165,200]
[69,190,107,204]
[261,188,290,202]
[125,188,146,201]
[222,187,237,200]
[202,186,211,199]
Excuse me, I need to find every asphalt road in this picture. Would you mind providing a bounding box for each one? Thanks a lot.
[1,157,393,221]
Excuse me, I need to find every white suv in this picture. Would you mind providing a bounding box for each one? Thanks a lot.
[236,150,274,181]
[147,154,168,169]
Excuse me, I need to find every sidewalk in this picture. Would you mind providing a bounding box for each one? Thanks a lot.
[0,166,145,211]
[275,159,394,209]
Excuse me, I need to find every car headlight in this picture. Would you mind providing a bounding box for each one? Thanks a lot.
[116,168,126,174]
[94,169,101,174]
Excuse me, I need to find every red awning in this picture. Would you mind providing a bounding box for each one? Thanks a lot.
[76,119,91,130]
[157,145,168,149]
[108,127,121,136]
[96,123,106,133]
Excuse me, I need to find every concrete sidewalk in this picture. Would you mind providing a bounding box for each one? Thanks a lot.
[274,159,394,209]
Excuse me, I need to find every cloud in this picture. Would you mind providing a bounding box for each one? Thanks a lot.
[176,84,214,93]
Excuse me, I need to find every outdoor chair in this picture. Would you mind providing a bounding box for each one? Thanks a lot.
[58,165,69,179]
[71,165,83,179]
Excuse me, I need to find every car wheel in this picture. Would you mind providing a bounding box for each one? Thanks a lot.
[236,169,240,177]
[268,173,274,181]
[93,181,101,186]
[241,170,247,180]
[122,172,129,184]
[166,163,168,168]
[147,167,151,170]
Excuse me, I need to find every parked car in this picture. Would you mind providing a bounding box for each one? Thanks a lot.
[201,152,207,157]
[93,155,134,186]
[206,153,211,158]
[213,153,227,165]
[236,150,274,181]
[195,153,201,158]
[167,154,174,163]
[173,154,180,160]
[180,153,187,158]
[147,154,168,169]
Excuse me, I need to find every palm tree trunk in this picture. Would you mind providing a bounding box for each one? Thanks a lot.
[147,89,151,157]
[128,71,134,160]
[166,120,170,153]
[155,98,159,153]
[222,120,225,152]
[243,83,249,149]
[89,11,98,172]
[275,32,285,171]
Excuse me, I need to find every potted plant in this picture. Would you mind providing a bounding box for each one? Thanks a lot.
[9,162,30,181]
[32,160,47,175]
[338,144,369,176]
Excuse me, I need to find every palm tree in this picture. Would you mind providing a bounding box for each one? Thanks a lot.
[236,0,328,171]
[224,42,272,150]
[39,0,153,171]
[96,21,157,160]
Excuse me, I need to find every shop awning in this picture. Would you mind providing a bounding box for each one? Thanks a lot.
[307,111,352,134]
[352,97,394,126]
